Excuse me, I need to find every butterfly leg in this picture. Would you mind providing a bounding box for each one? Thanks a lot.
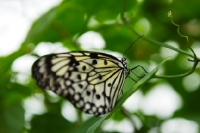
[130,65,148,78]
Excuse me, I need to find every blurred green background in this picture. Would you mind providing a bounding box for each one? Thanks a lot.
[1,0,200,133]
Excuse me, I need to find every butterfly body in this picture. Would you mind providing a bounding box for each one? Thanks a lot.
[32,51,128,116]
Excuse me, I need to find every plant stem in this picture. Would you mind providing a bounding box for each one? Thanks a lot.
[121,0,193,58]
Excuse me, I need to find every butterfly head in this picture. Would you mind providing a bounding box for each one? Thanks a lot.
[121,57,129,75]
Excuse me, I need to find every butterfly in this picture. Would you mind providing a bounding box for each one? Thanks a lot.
[31,40,146,116]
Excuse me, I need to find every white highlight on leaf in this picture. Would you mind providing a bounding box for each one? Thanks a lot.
[77,31,105,49]
[23,94,46,121]
[161,118,199,133]
[62,101,77,122]
[182,72,200,92]
[160,41,179,60]
[123,90,143,112]
[102,118,133,132]
[140,83,182,119]
[11,55,36,84]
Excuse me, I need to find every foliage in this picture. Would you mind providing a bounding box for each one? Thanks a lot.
[1,0,200,133]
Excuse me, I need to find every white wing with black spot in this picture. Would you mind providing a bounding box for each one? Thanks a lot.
[32,51,127,116]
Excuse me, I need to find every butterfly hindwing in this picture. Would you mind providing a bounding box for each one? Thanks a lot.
[32,51,126,116]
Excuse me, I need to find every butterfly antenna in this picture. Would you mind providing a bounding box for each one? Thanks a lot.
[123,35,144,58]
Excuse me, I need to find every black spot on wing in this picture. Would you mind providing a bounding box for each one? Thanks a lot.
[78,84,83,88]
[96,94,101,99]
[92,60,97,65]
[77,74,81,80]
[90,53,98,58]
[104,60,108,65]
[82,66,86,71]
[98,74,102,80]
[108,83,112,87]
[86,91,91,96]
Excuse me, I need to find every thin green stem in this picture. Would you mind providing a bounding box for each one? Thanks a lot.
[143,36,193,58]
[154,59,198,78]
[154,11,200,79]
[121,1,199,79]
[168,11,189,44]
[121,0,193,58]
[120,9,193,58]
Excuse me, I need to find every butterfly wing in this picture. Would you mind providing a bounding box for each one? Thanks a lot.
[32,51,126,116]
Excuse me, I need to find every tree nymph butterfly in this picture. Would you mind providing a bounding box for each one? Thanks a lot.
[31,37,147,116]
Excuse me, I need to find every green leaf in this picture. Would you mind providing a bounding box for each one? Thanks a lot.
[86,114,108,133]
[25,1,85,44]
[87,57,171,133]
[0,103,25,133]
[30,113,72,133]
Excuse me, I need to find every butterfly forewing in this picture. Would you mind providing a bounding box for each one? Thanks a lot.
[32,51,126,116]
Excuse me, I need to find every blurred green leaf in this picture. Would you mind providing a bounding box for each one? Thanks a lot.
[25,1,85,44]
[30,113,72,133]
[0,103,25,133]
